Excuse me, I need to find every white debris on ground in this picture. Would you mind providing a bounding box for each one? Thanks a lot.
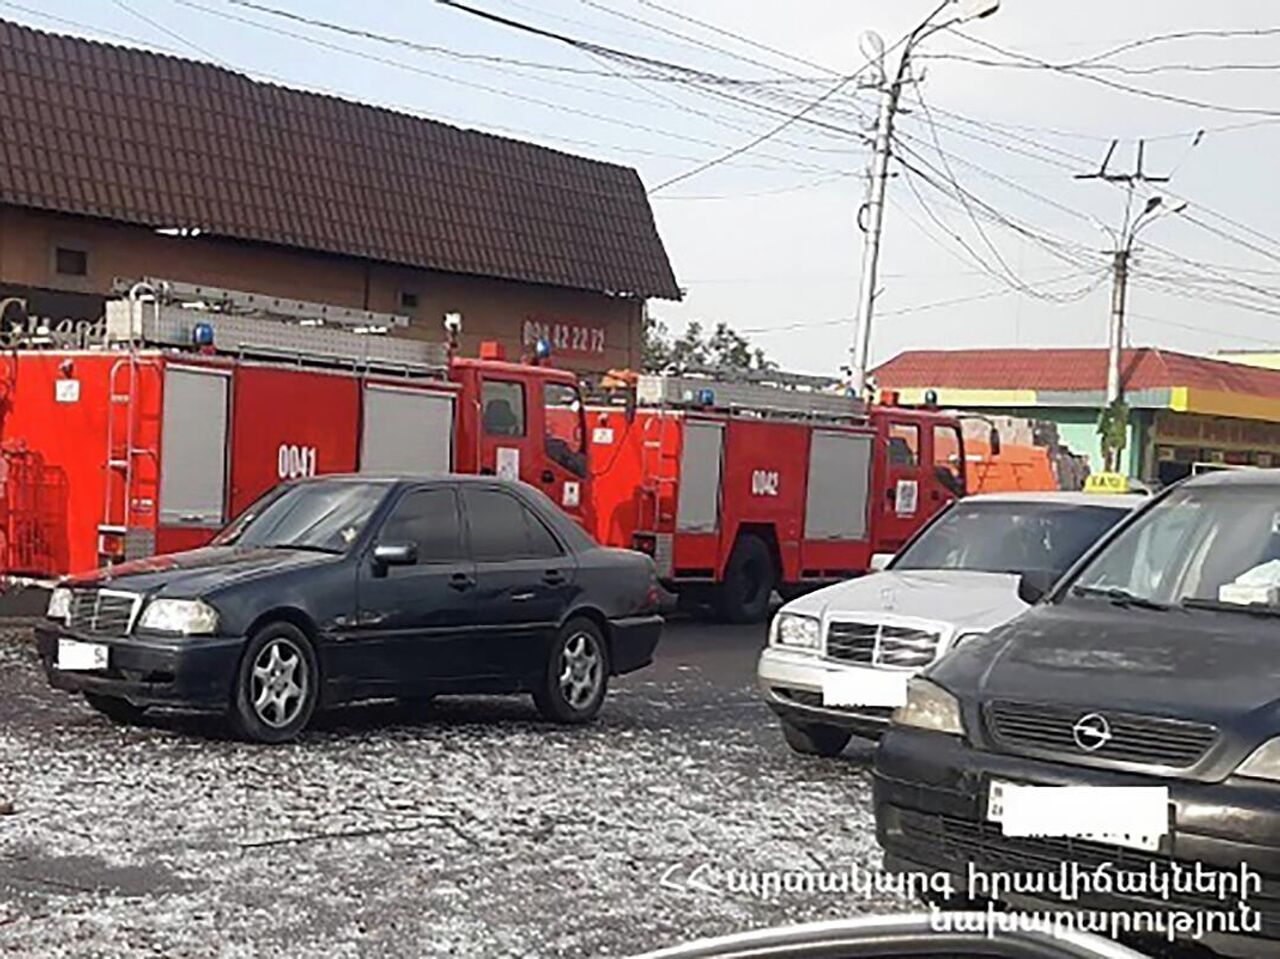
[0,630,906,958]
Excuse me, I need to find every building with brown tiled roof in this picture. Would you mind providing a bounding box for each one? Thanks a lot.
[0,18,679,371]
[874,347,1280,485]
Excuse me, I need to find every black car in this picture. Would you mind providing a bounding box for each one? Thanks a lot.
[36,475,663,743]
[875,469,1280,957]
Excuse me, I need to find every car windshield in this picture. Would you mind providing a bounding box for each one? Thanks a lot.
[1072,484,1280,608]
[893,500,1127,579]
[211,481,387,554]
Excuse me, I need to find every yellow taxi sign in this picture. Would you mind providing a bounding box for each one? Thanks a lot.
[1084,471,1131,494]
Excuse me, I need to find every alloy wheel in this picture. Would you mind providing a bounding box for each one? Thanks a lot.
[250,637,308,728]
[558,632,603,710]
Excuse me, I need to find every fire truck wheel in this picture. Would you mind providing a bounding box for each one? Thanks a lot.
[83,692,148,726]
[533,618,609,724]
[230,622,319,744]
[780,720,852,758]
[716,535,776,624]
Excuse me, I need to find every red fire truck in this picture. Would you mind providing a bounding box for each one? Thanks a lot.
[585,370,968,622]
[0,279,590,578]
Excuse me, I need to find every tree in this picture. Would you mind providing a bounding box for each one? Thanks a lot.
[642,314,776,373]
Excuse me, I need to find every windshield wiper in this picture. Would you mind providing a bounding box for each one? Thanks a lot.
[262,542,342,555]
[1071,584,1169,611]
[1182,597,1280,618]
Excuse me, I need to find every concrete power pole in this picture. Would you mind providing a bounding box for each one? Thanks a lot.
[848,0,1001,400]
[1077,140,1180,473]
[848,77,901,400]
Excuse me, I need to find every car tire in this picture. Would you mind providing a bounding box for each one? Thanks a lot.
[781,720,852,758]
[230,622,319,744]
[533,618,609,724]
[716,535,776,624]
[83,692,147,726]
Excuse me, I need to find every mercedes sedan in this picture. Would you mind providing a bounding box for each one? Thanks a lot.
[36,475,663,742]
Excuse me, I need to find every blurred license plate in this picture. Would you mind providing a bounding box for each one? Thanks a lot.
[57,639,109,671]
[822,669,908,708]
[987,779,1165,852]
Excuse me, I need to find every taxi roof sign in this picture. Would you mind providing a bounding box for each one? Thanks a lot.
[1084,472,1131,494]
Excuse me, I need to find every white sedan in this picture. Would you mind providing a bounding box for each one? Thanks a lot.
[757,491,1142,757]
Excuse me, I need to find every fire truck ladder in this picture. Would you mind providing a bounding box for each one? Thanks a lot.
[107,278,449,376]
[101,351,159,561]
[638,410,680,531]
[635,367,866,421]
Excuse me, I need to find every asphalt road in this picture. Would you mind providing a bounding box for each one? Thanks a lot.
[0,619,895,959]
[0,619,1220,958]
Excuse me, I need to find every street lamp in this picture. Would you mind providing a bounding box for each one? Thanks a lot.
[849,0,1001,399]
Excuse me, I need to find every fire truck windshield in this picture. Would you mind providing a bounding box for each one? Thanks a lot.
[212,480,387,554]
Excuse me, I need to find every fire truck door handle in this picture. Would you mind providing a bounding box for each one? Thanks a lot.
[540,469,555,484]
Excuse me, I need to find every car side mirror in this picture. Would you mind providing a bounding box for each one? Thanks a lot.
[870,552,894,572]
[373,542,417,569]
[1018,569,1057,604]
[988,426,1002,457]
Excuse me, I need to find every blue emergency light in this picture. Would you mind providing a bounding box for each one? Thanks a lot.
[192,322,215,347]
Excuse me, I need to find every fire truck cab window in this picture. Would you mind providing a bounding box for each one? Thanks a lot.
[462,488,562,561]
[482,380,525,437]
[378,488,462,562]
[888,423,920,467]
[544,381,587,478]
[933,424,965,496]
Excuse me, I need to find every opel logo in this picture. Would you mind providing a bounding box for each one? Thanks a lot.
[1072,712,1112,752]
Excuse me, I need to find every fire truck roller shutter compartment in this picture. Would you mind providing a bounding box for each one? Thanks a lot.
[361,384,455,475]
[804,430,872,540]
[676,420,724,533]
[159,366,230,527]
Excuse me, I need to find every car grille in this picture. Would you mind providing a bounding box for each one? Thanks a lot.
[825,620,942,668]
[67,588,141,636]
[892,807,1280,933]
[986,700,1218,769]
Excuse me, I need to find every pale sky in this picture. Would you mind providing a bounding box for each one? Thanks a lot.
[12,0,1280,375]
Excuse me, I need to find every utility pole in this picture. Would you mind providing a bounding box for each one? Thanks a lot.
[848,0,1000,400]
[1077,140,1181,472]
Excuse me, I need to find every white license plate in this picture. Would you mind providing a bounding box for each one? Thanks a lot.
[822,668,909,708]
[57,639,109,671]
[987,779,1167,852]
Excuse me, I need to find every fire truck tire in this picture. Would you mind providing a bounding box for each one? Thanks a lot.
[716,535,776,624]
[83,692,148,726]
[533,617,610,724]
[780,720,852,758]
[230,622,320,744]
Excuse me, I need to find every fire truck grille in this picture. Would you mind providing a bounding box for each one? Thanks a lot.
[68,589,142,636]
[825,621,942,669]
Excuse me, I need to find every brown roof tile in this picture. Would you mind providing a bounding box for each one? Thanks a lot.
[0,18,680,299]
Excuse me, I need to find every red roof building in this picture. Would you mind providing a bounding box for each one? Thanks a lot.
[874,347,1280,484]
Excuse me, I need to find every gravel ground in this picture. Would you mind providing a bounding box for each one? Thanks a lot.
[0,625,906,958]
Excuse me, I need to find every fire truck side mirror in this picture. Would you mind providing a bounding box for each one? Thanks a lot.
[988,426,1002,457]
[624,388,637,424]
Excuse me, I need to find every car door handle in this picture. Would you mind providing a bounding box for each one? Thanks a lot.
[512,591,536,602]
[449,572,475,591]
[543,570,566,586]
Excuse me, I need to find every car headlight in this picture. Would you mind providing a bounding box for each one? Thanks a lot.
[46,586,72,622]
[892,678,965,735]
[1236,738,1280,781]
[138,598,219,635]
[771,612,821,651]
